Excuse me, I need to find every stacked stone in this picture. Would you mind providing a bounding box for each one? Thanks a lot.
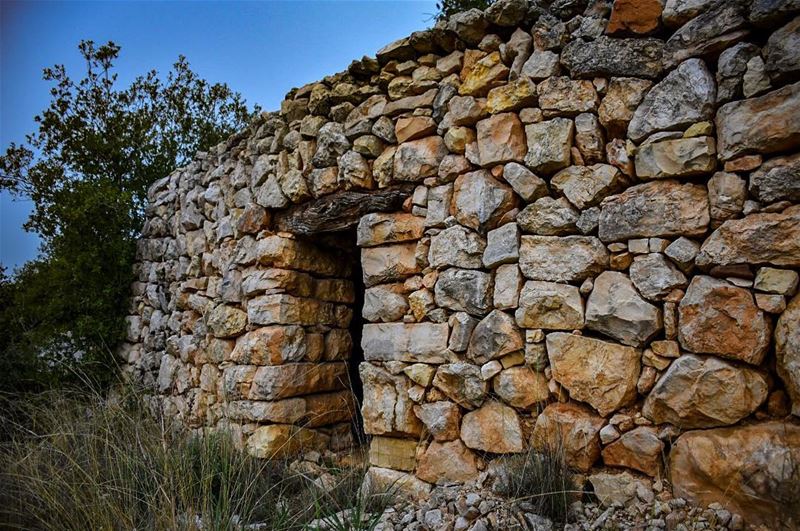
[122,0,800,527]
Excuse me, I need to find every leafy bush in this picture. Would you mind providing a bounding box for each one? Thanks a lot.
[493,443,577,523]
[0,41,258,393]
[0,389,388,530]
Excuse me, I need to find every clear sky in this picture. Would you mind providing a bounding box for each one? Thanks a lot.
[0,0,438,270]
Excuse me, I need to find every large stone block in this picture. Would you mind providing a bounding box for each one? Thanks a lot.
[250,362,348,400]
[452,170,516,233]
[256,235,350,277]
[531,402,604,472]
[432,362,487,409]
[598,180,709,242]
[716,81,800,161]
[230,325,308,365]
[476,112,526,166]
[493,366,549,409]
[360,362,423,436]
[515,281,584,330]
[393,136,448,181]
[369,437,417,471]
[634,136,716,179]
[466,310,524,365]
[461,400,524,453]
[642,354,768,429]
[434,268,493,315]
[546,332,640,416]
[601,427,664,477]
[695,206,800,268]
[585,271,662,348]
[670,422,800,530]
[361,323,449,363]
[247,425,329,459]
[247,294,346,327]
[519,235,609,282]
[357,213,425,247]
[776,294,800,415]
[429,225,486,269]
[416,440,480,484]
[524,118,574,174]
[362,243,421,287]
[226,391,354,428]
[679,276,771,365]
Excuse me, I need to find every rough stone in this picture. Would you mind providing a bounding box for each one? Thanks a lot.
[776,294,800,415]
[628,59,716,142]
[369,437,417,471]
[643,354,768,429]
[663,1,749,68]
[696,206,800,268]
[448,312,479,352]
[546,332,641,416]
[678,276,771,365]
[754,267,799,295]
[765,15,800,82]
[482,222,520,268]
[561,36,664,80]
[362,243,420,287]
[250,362,348,401]
[585,271,662,347]
[460,52,510,97]
[521,50,560,80]
[433,362,488,409]
[393,136,448,181]
[707,171,746,223]
[247,425,328,459]
[502,162,549,202]
[360,363,422,436]
[551,164,625,210]
[635,136,716,179]
[207,305,247,338]
[531,402,605,472]
[493,366,549,409]
[589,471,653,507]
[716,82,800,161]
[670,422,800,530]
[629,253,688,301]
[515,281,584,330]
[524,118,574,174]
[537,77,599,114]
[434,268,493,316]
[452,170,516,233]
[414,401,461,442]
[598,77,653,139]
[477,113,527,166]
[429,225,486,269]
[607,0,664,35]
[602,427,664,477]
[485,78,537,114]
[598,180,710,242]
[520,235,609,283]
[517,197,579,236]
[357,213,425,247]
[361,323,449,363]
[749,153,800,204]
[494,264,523,310]
[461,400,524,453]
[417,440,480,484]
[466,310,524,365]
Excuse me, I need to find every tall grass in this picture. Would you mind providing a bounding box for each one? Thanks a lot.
[493,442,577,524]
[0,389,388,530]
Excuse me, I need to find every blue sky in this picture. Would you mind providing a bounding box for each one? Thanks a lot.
[0,0,438,270]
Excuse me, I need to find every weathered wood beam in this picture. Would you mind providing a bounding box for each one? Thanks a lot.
[273,185,415,235]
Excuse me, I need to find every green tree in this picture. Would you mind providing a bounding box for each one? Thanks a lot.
[434,0,494,20]
[0,41,258,392]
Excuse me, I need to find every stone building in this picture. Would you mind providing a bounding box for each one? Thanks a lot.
[121,0,800,527]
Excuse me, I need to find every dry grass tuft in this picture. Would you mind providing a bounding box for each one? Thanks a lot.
[0,388,388,530]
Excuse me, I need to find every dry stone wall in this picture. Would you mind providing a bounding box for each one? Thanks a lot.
[123,0,800,527]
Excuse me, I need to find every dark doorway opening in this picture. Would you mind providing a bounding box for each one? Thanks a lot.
[315,228,366,443]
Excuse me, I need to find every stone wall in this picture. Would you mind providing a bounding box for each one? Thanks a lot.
[122,0,800,526]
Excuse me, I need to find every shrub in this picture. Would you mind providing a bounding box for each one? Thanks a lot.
[0,388,388,530]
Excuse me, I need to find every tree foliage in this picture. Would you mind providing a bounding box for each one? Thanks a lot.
[434,0,494,20]
[0,41,258,393]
